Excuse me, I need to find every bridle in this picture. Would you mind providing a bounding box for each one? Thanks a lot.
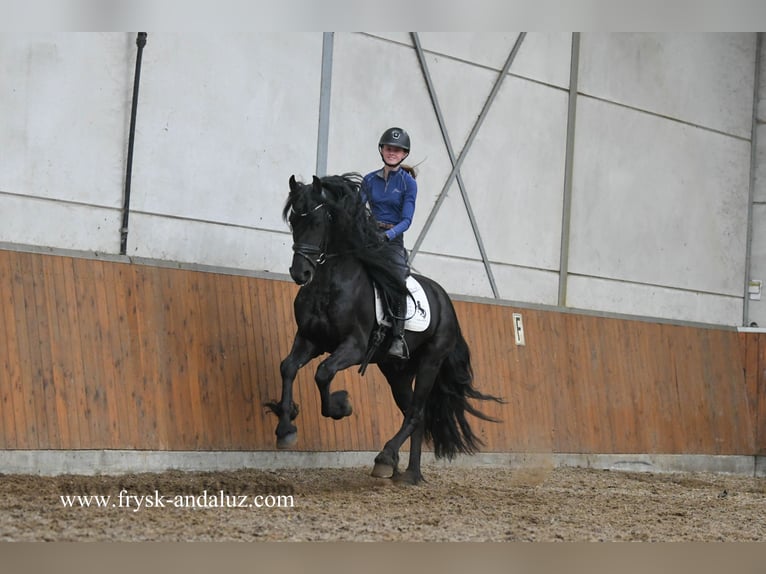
[290,202,330,269]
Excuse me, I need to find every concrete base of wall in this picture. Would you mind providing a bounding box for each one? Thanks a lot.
[0,450,762,477]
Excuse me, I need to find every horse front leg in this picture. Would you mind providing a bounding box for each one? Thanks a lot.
[314,339,366,420]
[265,335,319,449]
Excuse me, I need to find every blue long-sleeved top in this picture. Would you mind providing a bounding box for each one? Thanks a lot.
[360,168,418,241]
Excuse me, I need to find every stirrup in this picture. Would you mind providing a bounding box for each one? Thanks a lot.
[388,336,409,359]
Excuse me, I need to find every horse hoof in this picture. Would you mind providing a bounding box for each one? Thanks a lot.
[393,470,424,485]
[276,432,298,449]
[371,462,395,478]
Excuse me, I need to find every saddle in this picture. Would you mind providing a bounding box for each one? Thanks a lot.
[359,276,431,375]
[374,275,431,332]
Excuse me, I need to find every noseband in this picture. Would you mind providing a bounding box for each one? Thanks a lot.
[291,203,329,269]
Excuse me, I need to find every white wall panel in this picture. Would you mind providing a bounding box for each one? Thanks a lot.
[0,33,130,208]
[2,32,762,327]
[579,33,755,138]
[567,275,743,326]
[325,33,453,247]
[128,213,290,274]
[130,33,323,232]
[756,124,766,204]
[457,76,568,270]
[0,196,121,253]
[569,97,750,297]
[490,264,560,305]
[410,254,493,299]
[419,32,572,89]
[747,204,766,327]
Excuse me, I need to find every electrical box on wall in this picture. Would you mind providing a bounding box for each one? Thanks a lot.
[512,312,526,346]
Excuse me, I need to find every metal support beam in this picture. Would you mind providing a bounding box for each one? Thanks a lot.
[557,33,580,307]
[743,32,763,326]
[315,33,334,177]
[409,32,526,298]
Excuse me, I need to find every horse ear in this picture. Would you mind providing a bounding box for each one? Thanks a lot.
[289,174,298,192]
[312,175,327,199]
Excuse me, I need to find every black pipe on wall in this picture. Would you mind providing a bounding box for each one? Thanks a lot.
[120,32,148,255]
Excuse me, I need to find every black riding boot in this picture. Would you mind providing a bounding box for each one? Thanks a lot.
[388,295,409,359]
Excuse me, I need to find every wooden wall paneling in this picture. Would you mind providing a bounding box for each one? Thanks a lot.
[528,309,557,454]
[179,269,206,449]
[691,329,715,452]
[236,274,266,449]
[246,275,281,449]
[0,252,20,448]
[9,251,41,448]
[758,334,766,454]
[28,254,57,448]
[230,273,262,449]
[658,322,680,451]
[95,258,126,449]
[41,254,70,449]
[671,325,703,452]
[144,265,173,449]
[558,313,587,452]
[589,316,621,452]
[22,253,52,448]
[54,255,85,449]
[60,257,91,448]
[606,318,633,452]
[76,258,111,448]
[708,330,753,454]
[529,308,560,453]
[613,317,641,451]
[126,264,158,448]
[209,274,242,449]
[112,261,142,449]
[202,270,236,448]
[739,332,758,436]
[540,308,569,453]
[635,321,661,452]
[458,302,485,444]
[1,249,763,456]
[481,304,524,451]
[632,320,659,451]
[476,303,509,450]
[588,314,613,451]
[170,269,196,447]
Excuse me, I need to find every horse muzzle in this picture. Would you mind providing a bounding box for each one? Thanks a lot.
[289,259,314,286]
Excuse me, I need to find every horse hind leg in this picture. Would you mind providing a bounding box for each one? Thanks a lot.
[371,365,416,480]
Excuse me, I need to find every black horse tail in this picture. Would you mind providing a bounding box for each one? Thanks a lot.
[423,325,504,460]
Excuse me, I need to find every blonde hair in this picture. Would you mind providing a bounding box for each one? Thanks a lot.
[401,164,417,179]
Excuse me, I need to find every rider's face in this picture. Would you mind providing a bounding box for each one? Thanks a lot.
[381,145,408,165]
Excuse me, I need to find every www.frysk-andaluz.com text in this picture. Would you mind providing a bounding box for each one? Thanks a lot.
[60,490,295,511]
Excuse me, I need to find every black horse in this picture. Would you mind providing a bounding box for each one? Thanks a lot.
[266,173,502,484]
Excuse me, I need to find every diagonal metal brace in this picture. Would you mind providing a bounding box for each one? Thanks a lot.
[409,32,526,298]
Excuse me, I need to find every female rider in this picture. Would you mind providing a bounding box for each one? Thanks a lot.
[360,127,418,359]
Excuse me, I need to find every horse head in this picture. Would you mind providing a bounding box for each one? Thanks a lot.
[285,175,330,286]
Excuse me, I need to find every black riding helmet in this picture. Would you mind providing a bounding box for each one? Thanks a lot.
[378,127,411,152]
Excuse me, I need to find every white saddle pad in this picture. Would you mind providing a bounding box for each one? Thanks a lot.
[374,275,431,333]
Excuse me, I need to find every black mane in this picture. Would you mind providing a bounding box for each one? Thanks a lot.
[285,173,407,298]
